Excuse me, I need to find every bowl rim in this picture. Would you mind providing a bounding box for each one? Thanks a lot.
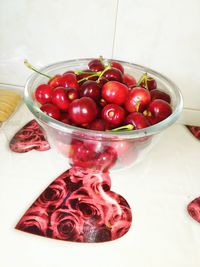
[24,58,183,140]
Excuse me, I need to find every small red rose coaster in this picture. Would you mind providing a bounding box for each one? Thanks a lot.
[10,119,50,153]
[186,125,200,141]
[16,167,132,242]
[187,197,200,223]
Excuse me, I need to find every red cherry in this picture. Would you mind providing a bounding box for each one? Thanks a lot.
[65,88,79,101]
[140,76,157,91]
[88,119,106,131]
[147,99,172,124]
[79,80,101,101]
[60,73,79,89]
[60,112,70,124]
[102,81,128,106]
[35,84,53,104]
[150,89,171,103]
[40,103,61,120]
[125,112,151,129]
[123,74,137,87]
[103,68,123,82]
[88,59,104,72]
[102,104,125,127]
[125,86,151,113]
[48,74,62,89]
[68,97,98,125]
[52,87,71,111]
[110,61,124,74]
[95,146,117,172]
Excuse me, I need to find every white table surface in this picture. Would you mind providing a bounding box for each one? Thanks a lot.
[1,103,200,267]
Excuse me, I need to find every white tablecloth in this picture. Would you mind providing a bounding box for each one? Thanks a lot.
[1,103,200,267]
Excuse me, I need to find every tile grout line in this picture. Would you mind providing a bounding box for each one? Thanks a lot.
[111,0,119,58]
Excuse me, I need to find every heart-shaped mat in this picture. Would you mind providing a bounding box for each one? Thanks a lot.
[187,197,200,223]
[16,167,132,242]
[10,119,50,153]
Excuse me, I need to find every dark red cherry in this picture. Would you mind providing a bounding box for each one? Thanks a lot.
[102,81,128,105]
[110,61,124,74]
[123,74,137,87]
[60,112,70,124]
[150,89,171,103]
[88,119,106,131]
[40,103,61,120]
[147,99,172,124]
[48,74,62,89]
[125,86,151,113]
[60,73,79,89]
[52,87,70,111]
[79,80,101,101]
[140,75,157,91]
[102,104,125,127]
[125,112,151,129]
[103,68,123,82]
[35,84,53,104]
[88,59,104,72]
[68,97,98,125]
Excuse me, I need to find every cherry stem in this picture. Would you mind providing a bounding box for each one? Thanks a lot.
[24,60,52,79]
[137,72,148,89]
[110,124,134,132]
[77,72,101,83]
[75,71,97,75]
[97,64,111,82]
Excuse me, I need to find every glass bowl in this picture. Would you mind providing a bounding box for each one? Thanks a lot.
[24,58,183,172]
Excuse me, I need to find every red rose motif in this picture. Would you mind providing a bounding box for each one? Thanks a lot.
[10,119,50,153]
[16,206,49,236]
[51,209,83,241]
[187,197,200,223]
[35,178,68,212]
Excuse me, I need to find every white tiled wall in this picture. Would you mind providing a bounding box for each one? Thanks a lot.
[0,0,200,121]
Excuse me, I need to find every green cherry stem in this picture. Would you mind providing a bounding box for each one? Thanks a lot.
[77,72,101,83]
[137,72,148,89]
[110,124,134,132]
[97,64,111,82]
[24,60,52,79]
[75,71,97,75]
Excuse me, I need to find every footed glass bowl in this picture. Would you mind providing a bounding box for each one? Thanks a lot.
[17,59,183,243]
[24,58,183,172]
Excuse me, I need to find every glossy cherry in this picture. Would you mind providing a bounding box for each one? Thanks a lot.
[110,61,124,74]
[102,104,125,127]
[52,87,71,111]
[88,119,106,131]
[102,81,128,106]
[88,59,104,72]
[103,68,123,82]
[35,84,53,104]
[79,80,101,102]
[48,74,62,89]
[146,99,172,124]
[125,112,151,129]
[68,97,98,125]
[123,74,137,87]
[125,86,151,113]
[40,103,61,120]
[150,89,171,103]
[140,75,157,91]
[60,73,79,89]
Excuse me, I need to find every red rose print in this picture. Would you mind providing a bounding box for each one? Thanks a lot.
[16,167,132,242]
[187,197,200,223]
[10,119,50,153]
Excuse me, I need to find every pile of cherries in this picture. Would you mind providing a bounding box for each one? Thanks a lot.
[32,58,172,132]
